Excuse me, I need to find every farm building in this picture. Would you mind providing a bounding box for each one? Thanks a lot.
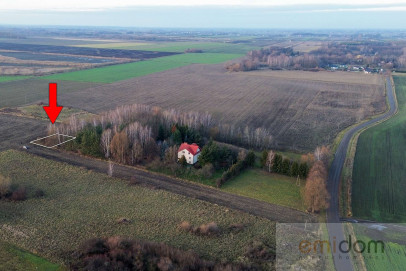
[178,143,201,164]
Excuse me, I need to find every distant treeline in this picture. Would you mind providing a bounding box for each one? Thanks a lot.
[226,41,406,71]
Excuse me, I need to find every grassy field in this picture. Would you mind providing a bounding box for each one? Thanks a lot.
[76,41,259,54]
[0,76,31,82]
[0,79,104,109]
[0,150,274,267]
[352,76,406,222]
[60,65,386,151]
[221,169,305,211]
[351,224,406,271]
[43,53,243,83]
[0,241,62,271]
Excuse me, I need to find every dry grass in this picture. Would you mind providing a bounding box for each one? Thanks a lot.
[0,150,274,266]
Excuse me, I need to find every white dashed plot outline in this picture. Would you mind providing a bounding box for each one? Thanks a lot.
[30,133,76,149]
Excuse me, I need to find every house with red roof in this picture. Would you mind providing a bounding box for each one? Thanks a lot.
[178,143,201,165]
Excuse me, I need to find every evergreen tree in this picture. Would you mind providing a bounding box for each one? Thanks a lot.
[272,154,283,173]
[299,162,310,179]
[245,151,256,167]
[281,158,291,175]
[291,161,300,177]
[260,150,268,168]
[172,129,182,145]
[198,140,219,167]
[157,125,166,141]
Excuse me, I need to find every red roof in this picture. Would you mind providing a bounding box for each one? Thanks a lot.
[178,143,200,156]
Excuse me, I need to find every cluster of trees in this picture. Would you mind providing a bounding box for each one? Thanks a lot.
[259,150,309,179]
[0,174,43,201]
[52,104,274,167]
[198,140,238,169]
[71,237,252,271]
[225,41,406,71]
[304,146,331,213]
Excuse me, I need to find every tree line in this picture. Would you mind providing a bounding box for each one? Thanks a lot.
[226,41,406,71]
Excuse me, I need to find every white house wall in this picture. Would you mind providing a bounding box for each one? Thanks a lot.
[178,149,200,164]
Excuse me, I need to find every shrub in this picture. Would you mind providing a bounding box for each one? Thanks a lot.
[179,155,187,166]
[34,189,45,198]
[0,174,11,198]
[196,222,220,236]
[128,176,139,186]
[11,186,26,201]
[281,158,291,175]
[178,221,192,232]
[245,151,256,167]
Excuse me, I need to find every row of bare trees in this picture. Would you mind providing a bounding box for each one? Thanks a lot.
[50,103,274,151]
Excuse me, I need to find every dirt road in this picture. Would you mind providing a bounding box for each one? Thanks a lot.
[26,145,315,223]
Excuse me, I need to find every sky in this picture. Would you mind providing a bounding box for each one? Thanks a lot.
[0,0,405,29]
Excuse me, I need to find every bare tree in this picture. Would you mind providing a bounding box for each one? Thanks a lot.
[101,129,113,159]
[266,150,275,172]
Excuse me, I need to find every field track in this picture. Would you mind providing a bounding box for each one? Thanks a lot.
[25,146,315,223]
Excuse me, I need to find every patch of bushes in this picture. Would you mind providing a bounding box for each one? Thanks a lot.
[179,221,220,236]
[0,174,28,202]
[179,221,220,237]
[71,237,251,271]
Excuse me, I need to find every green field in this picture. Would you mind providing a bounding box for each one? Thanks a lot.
[222,169,305,211]
[0,150,274,267]
[352,225,406,271]
[0,76,31,83]
[352,76,406,222]
[77,41,259,54]
[0,241,61,271]
[42,53,243,83]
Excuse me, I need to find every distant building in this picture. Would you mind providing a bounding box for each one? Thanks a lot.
[178,143,201,164]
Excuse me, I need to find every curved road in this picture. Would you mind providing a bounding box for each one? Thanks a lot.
[326,76,397,271]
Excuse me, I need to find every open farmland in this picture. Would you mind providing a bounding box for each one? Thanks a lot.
[0,150,275,267]
[43,53,243,83]
[0,78,104,108]
[77,41,261,54]
[59,64,386,151]
[0,43,178,60]
[0,115,47,151]
[0,75,31,82]
[352,76,406,222]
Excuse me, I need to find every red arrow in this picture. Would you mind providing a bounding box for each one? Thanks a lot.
[43,83,63,124]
